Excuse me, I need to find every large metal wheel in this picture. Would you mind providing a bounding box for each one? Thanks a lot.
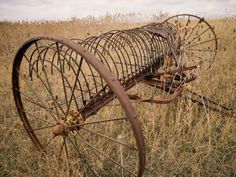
[12,36,145,177]
[163,14,218,73]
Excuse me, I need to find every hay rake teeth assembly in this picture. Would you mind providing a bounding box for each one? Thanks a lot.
[12,14,235,176]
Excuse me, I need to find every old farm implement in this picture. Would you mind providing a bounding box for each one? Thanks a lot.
[12,14,235,176]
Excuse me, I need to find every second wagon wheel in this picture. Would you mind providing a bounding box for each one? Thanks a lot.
[162,14,218,74]
[12,36,145,177]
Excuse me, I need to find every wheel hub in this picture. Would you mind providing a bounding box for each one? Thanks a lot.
[52,110,85,136]
[52,121,68,136]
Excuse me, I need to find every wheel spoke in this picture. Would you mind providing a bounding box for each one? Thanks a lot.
[185,18,202,42]
[186,27,211,45]
[73,131,137,177]
[186,38,216,49]
[67,136,101,177]
[44,135,56,147]
[68,117,128,128]
[63,137,70,170]
[22,109,55,126]
[28,125,55,132]
[71,134,116,177]
[16,88,63,119]
[181,15,191,42]
[64,138,69,159]
[59,136,66,158]
[81,127,137,150]
[48,94,82,110]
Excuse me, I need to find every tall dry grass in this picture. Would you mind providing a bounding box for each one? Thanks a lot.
[0,15,235,177]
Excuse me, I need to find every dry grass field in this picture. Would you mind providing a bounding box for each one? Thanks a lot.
[0,14,236,177]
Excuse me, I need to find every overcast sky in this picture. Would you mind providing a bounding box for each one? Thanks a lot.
[0,0,235,21]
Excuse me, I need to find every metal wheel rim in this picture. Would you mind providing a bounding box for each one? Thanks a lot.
[163,14,218,72]
[12,36,146,177]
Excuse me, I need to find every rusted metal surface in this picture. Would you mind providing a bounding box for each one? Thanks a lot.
[12,14,234,176]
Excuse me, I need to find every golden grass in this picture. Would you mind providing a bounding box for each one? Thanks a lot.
[0,15,236,177]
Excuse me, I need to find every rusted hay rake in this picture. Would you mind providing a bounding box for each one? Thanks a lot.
[12,14,235,176]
